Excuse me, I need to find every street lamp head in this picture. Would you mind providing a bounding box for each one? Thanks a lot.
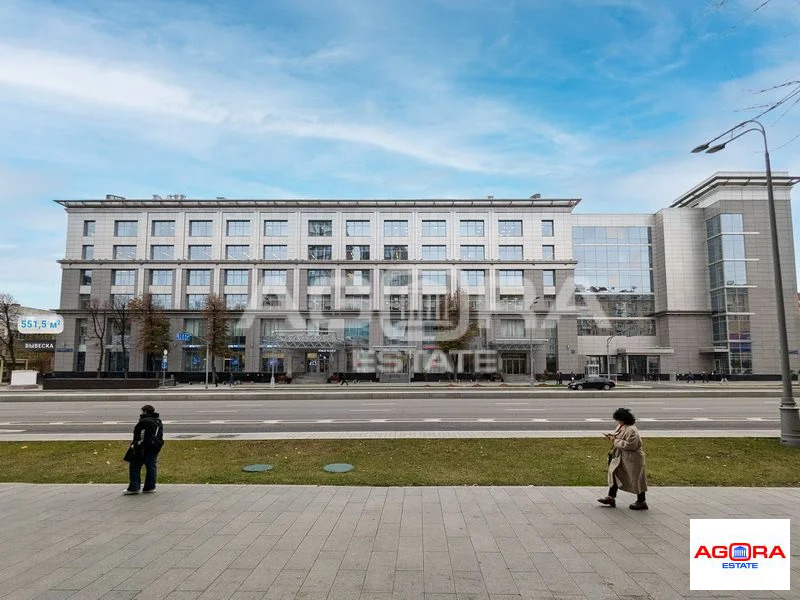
[691,143,710,153]
[706,143,727,154]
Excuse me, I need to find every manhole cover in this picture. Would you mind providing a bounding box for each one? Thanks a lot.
[242,464,273,473]
[323,463,354,473]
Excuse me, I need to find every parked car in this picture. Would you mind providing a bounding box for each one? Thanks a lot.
[567,376,615,390]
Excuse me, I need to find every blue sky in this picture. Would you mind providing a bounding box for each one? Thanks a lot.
[1,0,799,308]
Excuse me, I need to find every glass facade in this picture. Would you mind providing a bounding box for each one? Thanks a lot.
[573,226,655,339]
[706,213,751,373]
[422,220,446,237]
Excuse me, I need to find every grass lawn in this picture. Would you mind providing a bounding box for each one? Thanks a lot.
[1,438,798,486]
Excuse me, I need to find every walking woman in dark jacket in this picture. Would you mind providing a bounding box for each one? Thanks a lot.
[123,405,164,494]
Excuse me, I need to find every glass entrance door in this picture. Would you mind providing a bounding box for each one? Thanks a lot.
[502,352,527,375]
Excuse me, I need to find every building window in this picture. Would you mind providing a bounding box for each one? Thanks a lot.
[308,245,332,260]
[542,220,554,237]
[383,270,410,286]
[542,245,555,260]
[226,245,250,260]
[225,269,249,286]
[499,295,524,311]
[151,294,172,309]
[307,295,332,311]
[82,245,94,260]
[422,294,446,318]
[384,294,409,311]
[469,295,485,310]
[264,220,288,237]
[113,270,135,286]
[150,245,174,260]
[187,269,211,286]
[78,294,90,309]
[186,294,208,309]
[723,261,747,286]
[726,288,750,313]
[308,220,332,237]
[498,270,523,286]
[226,220,251,237]
[261,318,285,338]
[577,319,656,337]
[500,319,525,338]
[150,269,173,286]
[344,269,370,286]
[421,270,448,286]
[346,220,370,237]
[307,269,332,286]
[460,245,485,260]
[543,270,555,287]
[384,220,408,237]
[262,294,284,309]
[384,245,408,260]
[499,245,523,260]
[707,213,744,237]
[111,293,133,307]
[264,245,288,260]
[263,270,287,286]
[225,294,248,310]
[421,245,446,260]
[498,220,522,237]
[152,220,175,237]
[460,220,484,236]
[188,245,212,260]
[114,220,138,237]
[83,220,95,237]
[460,270,485,287]
[422,220,446,237]
[573,226,653,294]
[344,295,370,311]
[189,220,213,237]
[113,245,136,260]
[344,320,369,345]
[346,245,370,260]
[80,269,93,286]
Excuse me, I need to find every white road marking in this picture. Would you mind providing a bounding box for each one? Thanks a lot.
[262,420,281,424]
[369,419,388,423]
[584,418,604,422]
[209,420,227,424]
[102,421,119,425]
[424,418,442,422]
[361,402,396,406]
[504,408,545,412]
[316,419,333,423]
[48,422,64,425]
[692,417,712,421]
[530,419,549,422]
[477,418,495,422]
[0,429,25,433]
[350,409,392,412]
[746,417,766,421]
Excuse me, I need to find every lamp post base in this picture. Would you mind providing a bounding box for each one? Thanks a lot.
[779,405,800,446]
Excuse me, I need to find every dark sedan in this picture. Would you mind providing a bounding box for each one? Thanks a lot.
[567,376,616,390]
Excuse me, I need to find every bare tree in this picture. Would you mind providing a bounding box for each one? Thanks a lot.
[202,294,229,386]
[109,297,132,377]
[0,293,20,377]
[129,295,171,372]
[86,299,110,377]
[436,289,478,355]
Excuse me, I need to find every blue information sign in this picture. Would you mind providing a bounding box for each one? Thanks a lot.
[176,331,192,342]
[161,358,168,370]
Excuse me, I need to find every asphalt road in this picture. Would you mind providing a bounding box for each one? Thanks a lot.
[0,393,783,439]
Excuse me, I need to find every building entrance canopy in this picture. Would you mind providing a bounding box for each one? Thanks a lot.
[490,338,548,350]
[260,330,347,350]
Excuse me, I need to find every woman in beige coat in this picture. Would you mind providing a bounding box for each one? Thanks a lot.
[597,407,649,510]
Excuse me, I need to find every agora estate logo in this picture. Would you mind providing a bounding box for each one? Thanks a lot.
[693,543,786,568]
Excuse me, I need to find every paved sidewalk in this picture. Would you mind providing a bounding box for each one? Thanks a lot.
[0,485,797,600]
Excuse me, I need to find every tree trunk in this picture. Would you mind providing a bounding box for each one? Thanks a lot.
[96,341,105,377]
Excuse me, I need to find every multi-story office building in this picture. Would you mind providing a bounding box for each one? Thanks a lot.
[53,172,800,380]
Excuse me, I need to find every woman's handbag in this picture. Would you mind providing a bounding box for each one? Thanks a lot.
[123,443,136,462]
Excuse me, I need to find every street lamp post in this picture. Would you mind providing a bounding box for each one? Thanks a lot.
[606,333,619,380]
[162,349,168,387]
[693,119,800,446]
[530,297,541,386]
